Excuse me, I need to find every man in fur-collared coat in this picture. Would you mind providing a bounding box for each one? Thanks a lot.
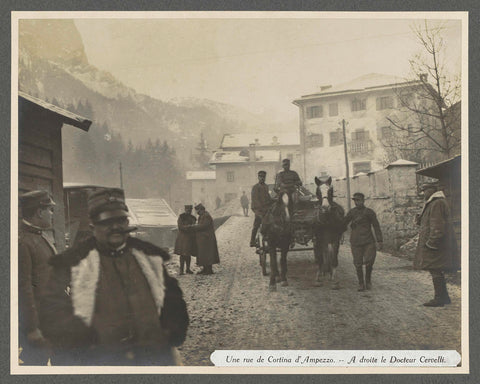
[415,181,459,307]
[40,188,189,366]
[191,203,220,275]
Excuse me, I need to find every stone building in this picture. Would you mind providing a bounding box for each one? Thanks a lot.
[292,73,430,183]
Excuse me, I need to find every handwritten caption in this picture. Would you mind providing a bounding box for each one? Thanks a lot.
[210,350,461,367]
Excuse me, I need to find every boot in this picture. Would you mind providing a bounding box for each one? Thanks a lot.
[423,277,444,307]
[204,265,214,275]
[440,278,451,304]
[356,267,365,291]
[179,257,185,275]
[185,256,193,274]
[365,265,373,290]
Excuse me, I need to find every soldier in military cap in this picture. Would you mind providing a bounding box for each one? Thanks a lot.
[18,190,56,365]
[174,205,197,275]
[415,181,459,307]
[343,192,383,292]
[250,170,273,247]
[40,188,189,366]
[274,158,302,215]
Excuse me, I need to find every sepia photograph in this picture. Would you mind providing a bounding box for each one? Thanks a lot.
[11,11,468,374]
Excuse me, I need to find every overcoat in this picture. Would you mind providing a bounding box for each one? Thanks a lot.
[174,213,197,256]
[251,182,272,216]
[18,221,56,334]
[191,211,220,267]
[415,191,459,271]
[39,236,189,365]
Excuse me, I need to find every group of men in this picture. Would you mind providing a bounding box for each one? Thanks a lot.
[18,188,189,366]
[248,159,458,304]
[173,203,220,275]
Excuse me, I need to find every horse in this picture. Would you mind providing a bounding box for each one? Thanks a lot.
[313,176,345,289]
[259,195,293,291]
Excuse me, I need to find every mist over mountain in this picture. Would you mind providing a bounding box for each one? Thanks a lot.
[18,19,289,187]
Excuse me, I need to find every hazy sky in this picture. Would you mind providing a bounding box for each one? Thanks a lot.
[75,16,462,121]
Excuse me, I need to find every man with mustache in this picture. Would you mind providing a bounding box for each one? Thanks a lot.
[40,188,189,365]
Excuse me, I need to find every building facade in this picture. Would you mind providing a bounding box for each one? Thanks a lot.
[186,170,217,210]
[209,150,281,204]
[293,73,427,183]
[220,133,302,177]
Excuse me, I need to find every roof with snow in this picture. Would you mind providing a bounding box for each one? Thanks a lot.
[294,73,422,103]
[186,171,216,180]
[19,91,92,131]
[209,150,281,164]
[126,198,177,227]
[386,159,420,169]
[221,132,300,148]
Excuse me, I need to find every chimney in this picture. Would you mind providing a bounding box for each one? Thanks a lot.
[272,136,278,145]
[249,143,256,162]
[320,85,332,92]
[419,73,428,82]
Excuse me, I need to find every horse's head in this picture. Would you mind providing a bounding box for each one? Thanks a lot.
[315,176,333,209]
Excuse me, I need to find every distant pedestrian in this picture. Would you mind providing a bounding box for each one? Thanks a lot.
[250,170,273,247]
[240,191,249,216]
[40,188,188,365]
[415,181,459,307]
[191,203,220,275]
[343,192,383,291]
[216,196,222,210]
[174,205,197,275]
[18,190,56,365]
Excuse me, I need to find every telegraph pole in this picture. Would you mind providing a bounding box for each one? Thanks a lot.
[342,119,351,211]
[119,162,124,189]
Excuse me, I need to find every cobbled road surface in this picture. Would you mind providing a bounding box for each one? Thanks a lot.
[165,210,462,366]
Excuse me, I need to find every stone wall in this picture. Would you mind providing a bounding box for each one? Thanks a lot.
[308,161,423,253]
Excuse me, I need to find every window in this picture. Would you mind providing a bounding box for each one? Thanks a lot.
[353,161,371,174]
[306,133,324,148]
[351,98,366,111]
[227,171,235,182]
[329,130,343,146]
[306,105,323,119]
[381,126,392,140]
[376,96,394,110]
[201,187,205,193]
[329,103,338,116]
[351,129,370,141]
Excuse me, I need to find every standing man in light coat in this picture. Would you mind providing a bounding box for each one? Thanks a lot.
[415,181,459,307]
[191,203,220,275]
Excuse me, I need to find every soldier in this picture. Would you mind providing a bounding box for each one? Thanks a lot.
[343,192,383,291]
[191,203,220,275]
[40,188,189,365]
[274,158,302,215]
[250,170,273,247]
[415,181,459,307]
[18,190,56,365]
[174,205,197,275]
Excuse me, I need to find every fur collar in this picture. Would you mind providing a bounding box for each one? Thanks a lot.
[50,236,170,267]
[70,247,166,326]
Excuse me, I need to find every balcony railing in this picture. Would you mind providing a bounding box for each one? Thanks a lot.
[349,140,373,154]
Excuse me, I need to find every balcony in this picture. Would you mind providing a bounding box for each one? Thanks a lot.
[348,140,373,155]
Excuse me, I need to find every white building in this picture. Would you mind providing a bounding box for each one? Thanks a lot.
[293,73,427,182]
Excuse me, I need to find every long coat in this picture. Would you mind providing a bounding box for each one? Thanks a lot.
[191,211,220,267]
[174,213,197,256]
[18,221,56,335]
[39,236,189,365]
[415,192,459,271]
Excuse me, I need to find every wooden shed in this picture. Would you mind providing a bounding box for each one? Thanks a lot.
[18,92,92,251]
[416,155,461,251]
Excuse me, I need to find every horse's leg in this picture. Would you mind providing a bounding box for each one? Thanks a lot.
[269,245,278,291]
[313,233,323,285]
[280,244,288,286]
[330,238,340,290]
[282,193,290,221]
